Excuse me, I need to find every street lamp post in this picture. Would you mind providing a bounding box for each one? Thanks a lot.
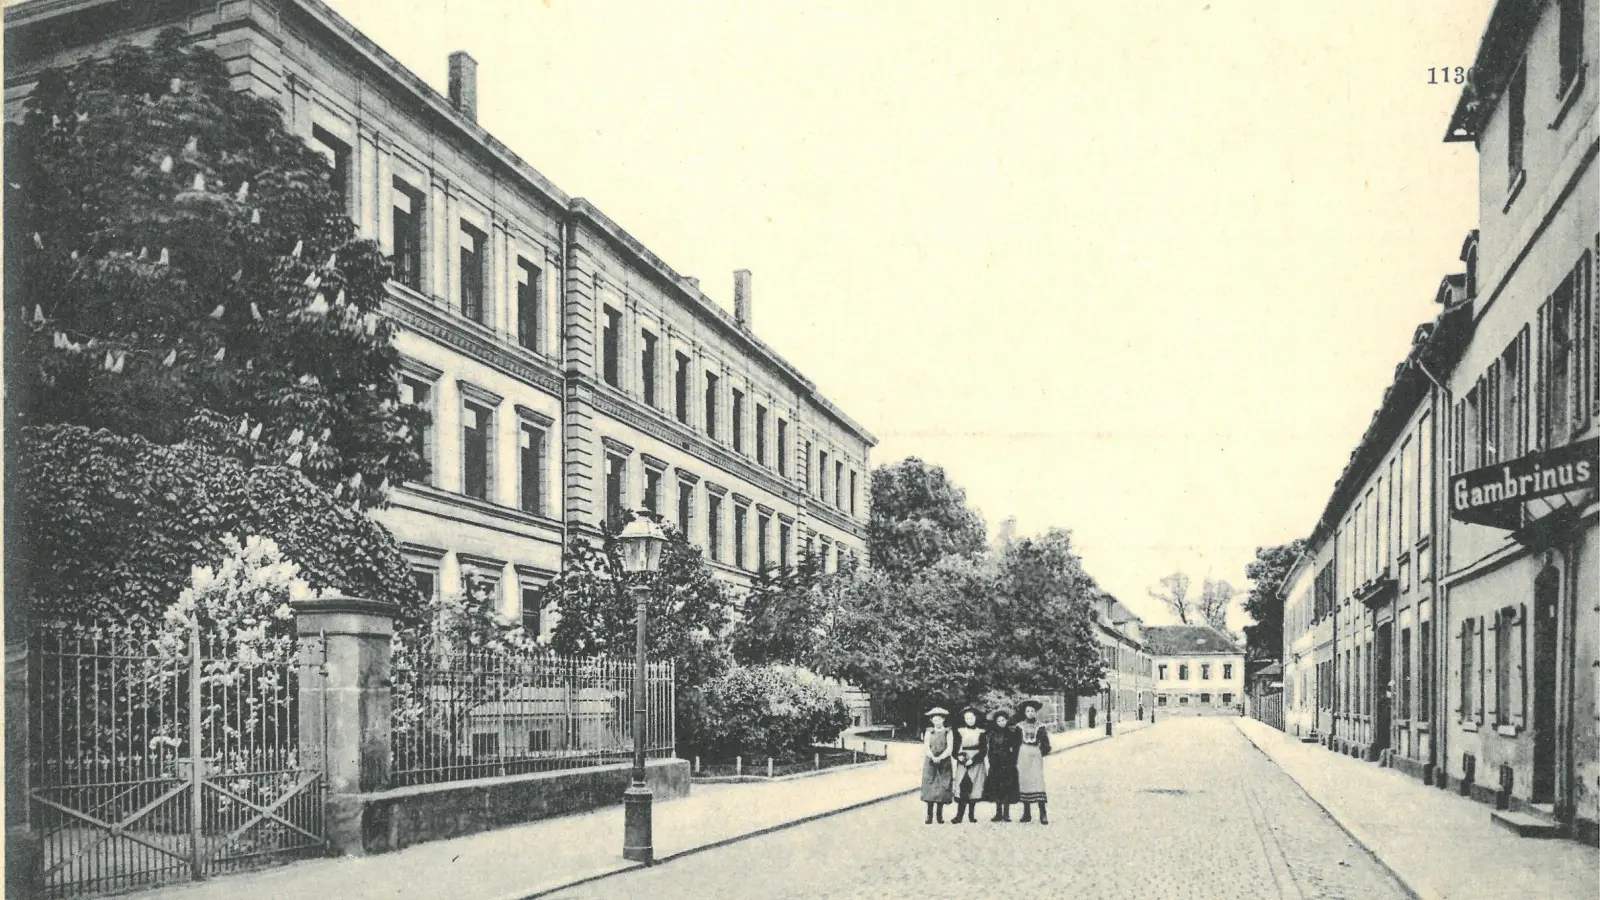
[618,511,667,865]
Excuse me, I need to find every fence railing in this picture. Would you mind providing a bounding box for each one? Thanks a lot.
[1250,691,1286,732]
[389,647,675,788]
[27,626,325,899]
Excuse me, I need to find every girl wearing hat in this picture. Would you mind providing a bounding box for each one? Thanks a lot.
[948,707,988,824]
[984,707,1021,822]
[919,707,954,823]
[1015,699,1052,824]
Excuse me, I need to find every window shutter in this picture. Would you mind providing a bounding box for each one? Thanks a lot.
[1536,300,1550,449]
[1520,326,1532,455]
[1513,604,1527,730]
[1486,613,1499,722]
[1475,618,1486,726]
[1591,237,1599,420]
[1455,619,1467,719]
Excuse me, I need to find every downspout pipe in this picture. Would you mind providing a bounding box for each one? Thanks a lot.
[1414,355,1450,785]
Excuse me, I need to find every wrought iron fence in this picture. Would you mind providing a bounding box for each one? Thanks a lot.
[27,626,326,899]
[389,647,675,788]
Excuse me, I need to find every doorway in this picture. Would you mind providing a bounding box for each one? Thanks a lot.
[1531,566,1560,804]
[1374,621,1393,753]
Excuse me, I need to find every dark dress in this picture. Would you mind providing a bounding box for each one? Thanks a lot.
[985,724,1021,804]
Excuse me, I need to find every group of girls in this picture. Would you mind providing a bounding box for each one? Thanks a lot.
[918,698,1052,825]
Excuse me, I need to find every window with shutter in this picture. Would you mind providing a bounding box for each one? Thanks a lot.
[1489,612,1503,725]
[1476,617,1486,725]
[1513,604,1528,730]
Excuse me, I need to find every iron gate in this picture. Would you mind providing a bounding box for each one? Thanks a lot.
[28,625,328,898]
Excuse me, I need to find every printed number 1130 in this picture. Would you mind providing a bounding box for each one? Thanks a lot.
[1429,67,1471,85]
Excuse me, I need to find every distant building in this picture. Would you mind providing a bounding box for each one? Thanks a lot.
[1072,593,1154,728]
[1147,625,1244,715]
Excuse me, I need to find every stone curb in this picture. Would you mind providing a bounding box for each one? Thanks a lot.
[508,723,1146,900]
[690,758,887,784]
[1232,719,1426,900]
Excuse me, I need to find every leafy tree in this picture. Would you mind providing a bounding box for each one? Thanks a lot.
[546,522,734,754]
[1198,577,1236,636]
[4,31,425,509]
[1242,539,1307,662]
[729,552,828,668]
[1149,572,1194,624]
[12,424,425,629]
[867,458,987,575]
[694,665,851,761]
[986,529,1105,698]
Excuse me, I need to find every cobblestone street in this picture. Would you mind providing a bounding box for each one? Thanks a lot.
[550,718,1408,900]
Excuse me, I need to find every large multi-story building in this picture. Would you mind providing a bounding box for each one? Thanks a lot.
[1071,593,1154,729]
[1148,625,1244,715]
[1281,0,1597,843]
[4,0,876,637]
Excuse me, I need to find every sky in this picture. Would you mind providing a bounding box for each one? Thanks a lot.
[312,0,1493,628]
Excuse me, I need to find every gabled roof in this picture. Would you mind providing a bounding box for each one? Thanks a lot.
[1143,625,1241,657]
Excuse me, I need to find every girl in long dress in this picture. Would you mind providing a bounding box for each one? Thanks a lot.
[1016,699,1052,824]
[919,707,954,823]
[984,708,1021,822]
[949,707,988,824]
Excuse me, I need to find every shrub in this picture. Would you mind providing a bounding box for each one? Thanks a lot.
[693,665,852,761]
[10,424,424,630]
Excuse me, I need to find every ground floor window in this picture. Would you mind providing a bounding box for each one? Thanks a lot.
[1200,693,1211,704]
[1221,693,1233,705]
[1158,695,1168,706]
[1179,696,1190,705]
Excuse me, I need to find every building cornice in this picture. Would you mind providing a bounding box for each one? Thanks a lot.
[384,286,564,398]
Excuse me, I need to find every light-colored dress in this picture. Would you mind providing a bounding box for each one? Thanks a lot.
[1017,721,1051,802]
[951,725,988,800]
[920,726,953,803]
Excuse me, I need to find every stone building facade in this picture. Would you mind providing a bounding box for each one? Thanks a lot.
[3,0,875,636]
[1073,594,1154,729]
[1148,626,1244,715]
[1280,0,1597,843]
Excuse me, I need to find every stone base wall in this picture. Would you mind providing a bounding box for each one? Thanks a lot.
[331,758,690,855]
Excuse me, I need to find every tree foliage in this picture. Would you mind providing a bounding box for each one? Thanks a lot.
[4,31,425,508]
[1242,539,1307,662]
[1149,572,1194,625]
[867,458,987,575]
[694,665,851,761]
[1198,577,1236,636]
[12,424,425,629]
[729,552,830,669]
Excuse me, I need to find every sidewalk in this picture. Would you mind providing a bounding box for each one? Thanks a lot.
[130,721,1145,900]
[1235,717,1599,900]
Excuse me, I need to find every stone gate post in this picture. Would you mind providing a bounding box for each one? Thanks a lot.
[293,596,397,856]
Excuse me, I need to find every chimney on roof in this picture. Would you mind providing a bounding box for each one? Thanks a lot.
[733,269,752,329]
[448,51,478,122]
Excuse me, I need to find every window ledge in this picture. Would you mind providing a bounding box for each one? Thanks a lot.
[1462,721,1479,733]
[1414,721,1430,733]
[1495,724,1521,737]
[1551,66,1586,131]
[1396,718,1410,729]
[1502,169,1527,214]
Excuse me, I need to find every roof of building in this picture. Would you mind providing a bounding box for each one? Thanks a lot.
[1445,0,1541,143]
[1251,662,1283,679]
[1143,625,1241,657]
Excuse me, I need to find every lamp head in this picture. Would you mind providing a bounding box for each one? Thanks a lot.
[618,510,668,574]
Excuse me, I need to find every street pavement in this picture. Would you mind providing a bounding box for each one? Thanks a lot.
[547,717,1410,900]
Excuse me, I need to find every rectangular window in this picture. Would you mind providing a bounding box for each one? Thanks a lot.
[310,125,352,213]
[1542,256,1592,447]
[520,586,541,638]
[1464,386,1482,471]
[1560,0,1585,94]
[755,405,768,465]
[1460,619,1475,721]
[643,467,662,516]
[1200,693,1211,704]
[757,512,771,570]
[674,353,690,424]
[602,306,621,388]
[704,372,719,439]
[1400,627,1413,719]
[818,451,830,502]
[1354,646,1363,716]
[778,420,790,476]
[1508,62,1526,184]
[804,441,814,492]
[462,401,492,501]
[1495,607,1514,726]
[677,480,695,539]
[850,470,858,516]
[708,494,723,562]
[459,221,486,324]
[605,454,626,531]
[641,330,658,408]
[398,374,435,485]
[1418,620,1432,722]
[1158,664,1168,680]
[1398,437,1412,550]
[1223,663,1233,680]
[731,389,745,454]
[1501,335,1526,460]
[1179,665,1189,681]
[413,567,437,604]
[1417,413,1433,542]
[517,258,542,353]
[519,422,547,516]
[835,461,845,510]
[779,521,792,570]
[734,504,748,570]
[391,177,424,290]
[1201,664,1211,680]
